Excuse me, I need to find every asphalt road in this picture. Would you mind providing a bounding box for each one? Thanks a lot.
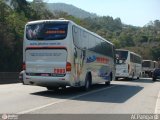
[0,78,160,114]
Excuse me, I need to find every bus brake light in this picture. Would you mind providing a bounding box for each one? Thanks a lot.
[23,63,26,70]
[66,62,71,72]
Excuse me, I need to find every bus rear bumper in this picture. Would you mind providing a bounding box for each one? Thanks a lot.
[115,73,129,78]
[23,74,71,87]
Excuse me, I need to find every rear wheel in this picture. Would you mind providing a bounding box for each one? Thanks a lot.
[105,81,110,86]
[83,73,92,91]
[152,77,156,81]
[105,74,112,86]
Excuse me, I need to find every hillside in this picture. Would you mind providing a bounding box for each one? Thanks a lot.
[0,0,160,72]
[46,3,97,18]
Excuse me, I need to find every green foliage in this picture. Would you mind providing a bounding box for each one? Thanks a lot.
[151,46,160,61]
[0,0,160,71]
[0,0,55,72]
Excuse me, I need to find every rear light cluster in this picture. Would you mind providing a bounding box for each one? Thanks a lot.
[23,63,26,70]
[66,62,71,72]
[54,68,65,74]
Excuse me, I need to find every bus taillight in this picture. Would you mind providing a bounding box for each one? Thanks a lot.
[66,62,71,72]
[23,63,26,70]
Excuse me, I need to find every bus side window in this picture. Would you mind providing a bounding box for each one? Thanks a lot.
[73,26,79,47]
[81,30,88,49]
[88,34,96,51]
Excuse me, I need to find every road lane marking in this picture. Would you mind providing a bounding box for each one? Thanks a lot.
[17,85,117,114]
[155,89,160,114]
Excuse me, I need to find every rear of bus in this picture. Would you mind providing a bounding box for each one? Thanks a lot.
[22,20,72,88]
[142,60,154,77]
[115,50,130,79]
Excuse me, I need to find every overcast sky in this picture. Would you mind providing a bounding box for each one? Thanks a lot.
[27,0,160,27]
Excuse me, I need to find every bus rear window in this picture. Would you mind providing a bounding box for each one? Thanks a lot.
[26,22,68,40]
[116,51,128,60]
[115,51,128,64]
[142,61,151,67]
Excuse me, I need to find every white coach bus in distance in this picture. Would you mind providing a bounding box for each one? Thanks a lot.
[142,60,154,77]
[22,19,115,91]
[115,49,142,80]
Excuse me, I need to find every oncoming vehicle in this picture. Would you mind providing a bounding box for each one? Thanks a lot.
[22,19,115,91]
[115,49,142,80]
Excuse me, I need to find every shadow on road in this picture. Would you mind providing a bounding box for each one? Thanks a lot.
[31,84,143,103]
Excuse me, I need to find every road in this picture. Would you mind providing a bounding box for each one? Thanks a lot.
[0,78,160,114]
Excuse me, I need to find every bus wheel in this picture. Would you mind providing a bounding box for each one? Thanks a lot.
[152,77,156,82]
[105,74,112,86]
[83,73,92,91]
[46,87,59,91]
[105,81,110,86]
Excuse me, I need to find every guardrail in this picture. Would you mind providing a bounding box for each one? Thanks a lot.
[0,72,19,84]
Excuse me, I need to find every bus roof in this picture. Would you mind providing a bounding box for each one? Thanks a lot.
[116,49,141,58]
[26,19,70,25]
[26,19,114,46]
[143,60,153,62]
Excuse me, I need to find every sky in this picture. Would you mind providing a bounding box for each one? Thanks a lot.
[27,0,160,27]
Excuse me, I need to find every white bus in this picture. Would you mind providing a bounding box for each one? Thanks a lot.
[142,60,155,77]
[22,19,115,91]
[115,49,142,80]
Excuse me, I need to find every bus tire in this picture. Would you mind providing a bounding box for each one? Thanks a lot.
[105,74,112,86]
[152,77,156,82]
[105,81,110,86]
[83,73,92,91]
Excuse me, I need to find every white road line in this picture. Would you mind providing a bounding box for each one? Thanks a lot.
[155,89,160,114]
[17,85,117,114]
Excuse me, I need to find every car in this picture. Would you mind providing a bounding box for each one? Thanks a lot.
[152,68,160,81]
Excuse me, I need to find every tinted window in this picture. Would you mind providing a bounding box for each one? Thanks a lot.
[73,26,114,57]
[26,22,68,40]
[142,61,151,67]
[102,42,113,57]
[130,53,142,64]
[116,51,128,60]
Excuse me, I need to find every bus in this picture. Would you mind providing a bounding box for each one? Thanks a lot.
[22,19,115,91]
[115,49,142,80]
[142,60,155,77]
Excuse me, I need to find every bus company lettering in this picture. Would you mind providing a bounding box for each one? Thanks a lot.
[87,55,109,64]
[96,57,109,64]
[30,42,61,46]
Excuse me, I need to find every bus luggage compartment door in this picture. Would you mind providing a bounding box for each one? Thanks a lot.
[25,49,67,76]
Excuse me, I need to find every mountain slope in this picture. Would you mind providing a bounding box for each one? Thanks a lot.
[46,3,97,18]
